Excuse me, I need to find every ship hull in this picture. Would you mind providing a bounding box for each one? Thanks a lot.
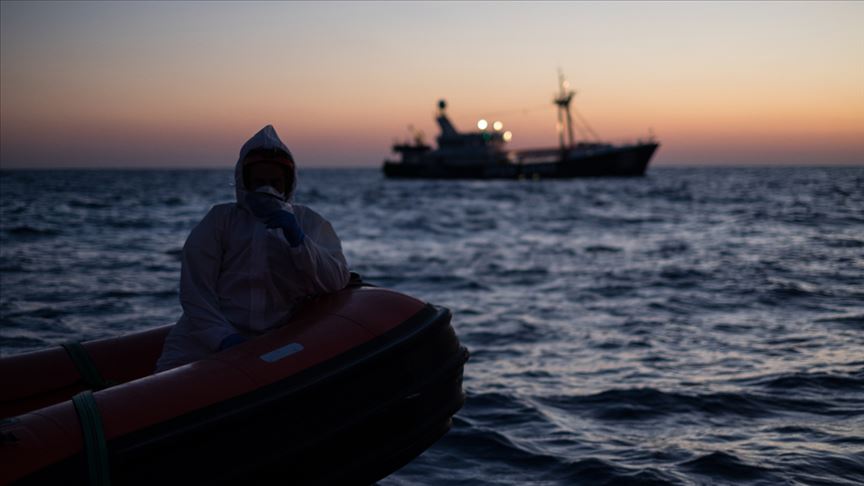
[383,143,658,179]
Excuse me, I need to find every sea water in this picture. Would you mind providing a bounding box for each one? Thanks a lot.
[1,167,862,485]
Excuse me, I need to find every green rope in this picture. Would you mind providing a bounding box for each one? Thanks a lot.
[72,391,111,486]
[62,342,110,391]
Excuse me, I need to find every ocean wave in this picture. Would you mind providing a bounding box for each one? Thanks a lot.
[105,218,157,229]
[680,451,779,482]
[416,274,489,291]
[657,266,710,282]
[2,300,132,320]
[583,244,622,253]
[765,278,829,298]
[66,198,111,209]
[97,289,178,299]
[640,185,695,203]
[746,370,864,393]
[0,262,28,272]
[644,240,691,258]
[3,306,67,319]
[536,387,853,421]
[815,237,864,249]
[3,225,60,237]
[0,335,48,353]
[161,196,184,206]
[445,425,565,470]
[816,313,864,326]
[436,417,687,485]
[462,320,547,346]
[558,457,686,485]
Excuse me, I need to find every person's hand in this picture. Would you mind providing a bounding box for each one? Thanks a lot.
[219,333,248,351]
[245,191,284,219]
[266,211,305,247]
[244,192,305,247]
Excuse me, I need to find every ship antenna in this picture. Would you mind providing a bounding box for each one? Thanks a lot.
[553,69,576,150]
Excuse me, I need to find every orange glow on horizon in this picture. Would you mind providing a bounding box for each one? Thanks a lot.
[1,1,862,168]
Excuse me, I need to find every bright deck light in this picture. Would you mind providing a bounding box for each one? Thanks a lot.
[493,121,503,131]
[477,119,488,130]
[503,131,512,142]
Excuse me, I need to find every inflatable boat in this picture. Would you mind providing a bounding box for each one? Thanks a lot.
[0,287,468,485]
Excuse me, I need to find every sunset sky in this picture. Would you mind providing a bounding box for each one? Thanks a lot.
[1,1,862,169]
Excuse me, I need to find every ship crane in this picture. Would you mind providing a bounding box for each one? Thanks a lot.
[554,70,576,151]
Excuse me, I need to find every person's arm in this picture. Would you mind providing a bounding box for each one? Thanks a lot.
[245,194,350,295]
[179,206,241,351]
[288,211,351,294]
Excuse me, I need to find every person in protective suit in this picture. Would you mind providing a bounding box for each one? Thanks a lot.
[156,125,350,371]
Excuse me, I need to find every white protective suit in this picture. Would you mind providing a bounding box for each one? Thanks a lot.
[156,125,350,371]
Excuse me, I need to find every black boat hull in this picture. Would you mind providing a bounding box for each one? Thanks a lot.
[383,143,659,179]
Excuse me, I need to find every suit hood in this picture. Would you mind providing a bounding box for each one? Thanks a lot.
[234,125,297,203]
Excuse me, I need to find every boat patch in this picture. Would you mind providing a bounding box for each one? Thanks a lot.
[260,343,304,363]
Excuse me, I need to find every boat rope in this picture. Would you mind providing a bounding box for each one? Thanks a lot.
[569,118,594,142]
[572,108,603,141]
[61,342,112,391]
[72,390,111,486]
[479,104,554,118]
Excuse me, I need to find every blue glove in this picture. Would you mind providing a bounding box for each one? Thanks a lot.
[245,192,305,247]
[219,333,248,351]
[265,211,305,247]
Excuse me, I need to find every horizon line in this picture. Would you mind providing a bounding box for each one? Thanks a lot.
[2,163,863,172]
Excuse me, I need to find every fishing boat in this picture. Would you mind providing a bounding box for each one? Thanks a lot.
[382,74,659,179]
[0,287,468,485]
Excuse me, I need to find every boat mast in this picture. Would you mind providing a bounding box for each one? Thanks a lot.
[554,71,576,150]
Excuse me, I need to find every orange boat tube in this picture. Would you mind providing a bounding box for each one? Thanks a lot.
[0,287,468,485]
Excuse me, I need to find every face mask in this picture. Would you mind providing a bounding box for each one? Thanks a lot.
[255,185,284,199]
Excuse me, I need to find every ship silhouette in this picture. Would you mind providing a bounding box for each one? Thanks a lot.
[383,73,659,179]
